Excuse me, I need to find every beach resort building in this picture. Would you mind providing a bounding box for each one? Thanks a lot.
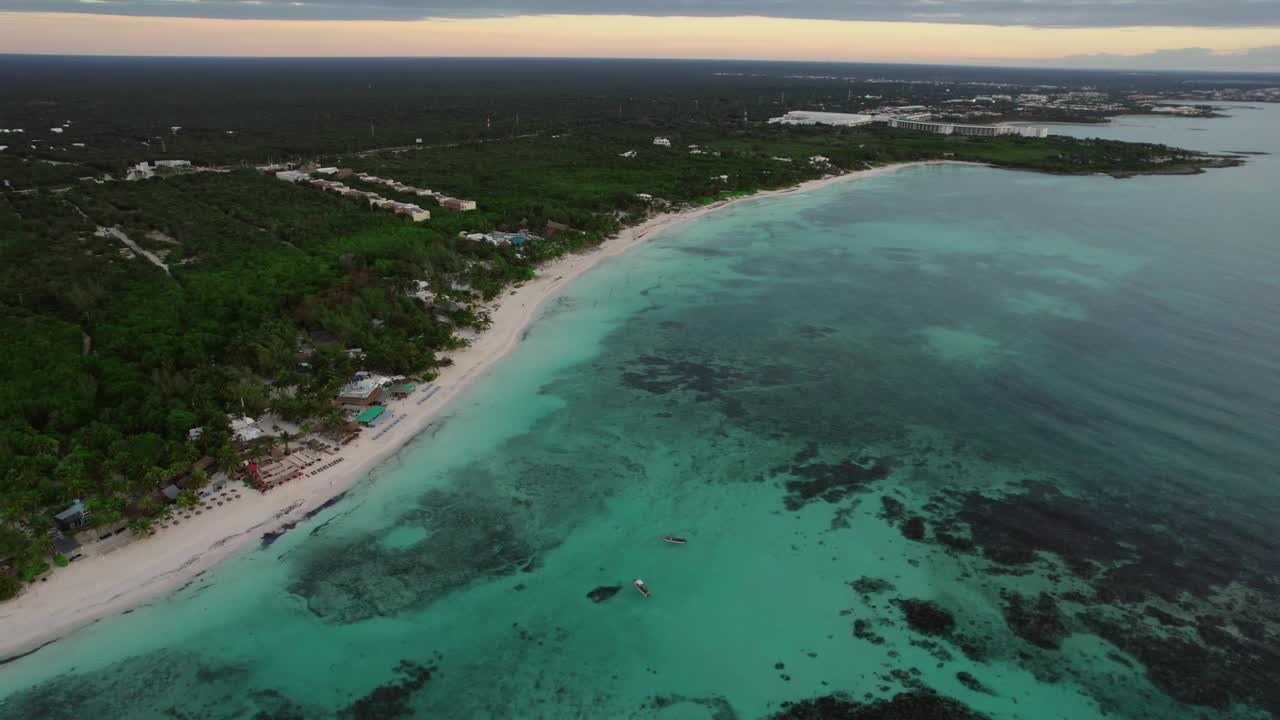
[769,111,875,127]
[441,198,477,211]
[337,372,389,407]
[275,170,311,182]
[887,119,1049,138]
[390,203,431,222]
[230,416,265,444]
[653,137,671,147]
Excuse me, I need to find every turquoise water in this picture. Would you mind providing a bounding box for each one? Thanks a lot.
[2,106,1278,720]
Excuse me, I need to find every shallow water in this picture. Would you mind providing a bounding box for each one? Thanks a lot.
[2,105,1278,720]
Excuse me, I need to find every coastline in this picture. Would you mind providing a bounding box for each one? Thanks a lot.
[0,159,963,663]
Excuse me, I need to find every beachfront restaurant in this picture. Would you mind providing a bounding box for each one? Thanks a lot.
[355,405,387,426]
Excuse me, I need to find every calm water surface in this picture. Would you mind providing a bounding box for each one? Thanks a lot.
[1,105,1277,720]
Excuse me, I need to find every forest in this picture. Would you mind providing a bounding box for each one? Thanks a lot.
[0,57,1250,597]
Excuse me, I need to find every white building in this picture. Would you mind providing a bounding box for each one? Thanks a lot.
[653,137,671,147]
[230,417,265,444]
[410,280,436,304]
[441,198,477,211]
[153,160,191,168]
[619,150,637,158]
[275,170,311,182]
[888,119,1048,138]
[390,203,431,222]
[768,111,875,127]
[313,167,339,175]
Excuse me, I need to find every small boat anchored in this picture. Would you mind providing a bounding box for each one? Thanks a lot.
[633,578,652,598]
[662,535,687,545]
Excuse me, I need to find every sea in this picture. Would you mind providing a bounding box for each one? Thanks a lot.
[1,103,1277,720]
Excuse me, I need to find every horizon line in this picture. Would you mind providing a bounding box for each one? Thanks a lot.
[1,53,1277,76]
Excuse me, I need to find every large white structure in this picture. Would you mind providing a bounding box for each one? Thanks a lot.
[769,111,875,127]
[230,416,265,444]
[888,119,1048,138]
[653,137,671,147]
[275,170,311,182]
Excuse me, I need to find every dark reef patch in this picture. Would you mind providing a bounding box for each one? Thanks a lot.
[878,495,905,521]
[288,487,540,623]
[1081,610,1280,713]
[0,649,315,719]
[338,659,437,720]
[1000,591,1068,650]
[647,693,739,720]
[913,477,1280,716]
[619,352,746,418]
[954,672,992,695]
[850,576,895,597]
[769,691,989,719]
[620,352,739,398]
[853,619,886,645]
[894,599,956,637]
[900,515,926,541]
[587,585,621,603]
[779,456,892,511]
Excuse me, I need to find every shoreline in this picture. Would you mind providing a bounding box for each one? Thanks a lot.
[0,159,963,663]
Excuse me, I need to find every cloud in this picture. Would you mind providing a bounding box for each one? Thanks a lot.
[5,0,1280,27]
[1040,45,1280,70]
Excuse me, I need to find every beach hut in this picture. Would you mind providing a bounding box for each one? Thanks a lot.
[53,500,88,531]
[355,406,387,426]
[391,383,417,399]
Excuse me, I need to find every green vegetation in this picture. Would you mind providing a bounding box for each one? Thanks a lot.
[0,58,1245,599]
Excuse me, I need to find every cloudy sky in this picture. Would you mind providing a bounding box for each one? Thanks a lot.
[1,1,1278,69]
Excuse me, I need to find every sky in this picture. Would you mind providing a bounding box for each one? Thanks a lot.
[0,1,1278,70]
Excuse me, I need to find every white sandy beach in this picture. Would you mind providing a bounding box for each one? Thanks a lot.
[0,160,964,661]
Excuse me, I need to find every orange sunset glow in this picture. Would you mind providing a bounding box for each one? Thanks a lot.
[2,11,1278,68]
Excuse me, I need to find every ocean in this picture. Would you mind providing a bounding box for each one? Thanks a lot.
[2,103,1277,719]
